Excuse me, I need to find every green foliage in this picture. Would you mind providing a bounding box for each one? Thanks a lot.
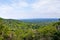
[0,18,60,40]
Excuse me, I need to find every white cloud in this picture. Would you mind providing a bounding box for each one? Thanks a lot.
[11,0,29,9]
[0,5,13,13]
[31,0,49,9]
[0,5,28,19]
[29,0,60,18]
[19,2,28,7]
[0,0,29,19]
[0,0,60,19]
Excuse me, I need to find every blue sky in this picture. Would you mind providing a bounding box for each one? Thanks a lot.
[0,0,60,19]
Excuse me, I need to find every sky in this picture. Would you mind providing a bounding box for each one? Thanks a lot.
[0,0,60,19]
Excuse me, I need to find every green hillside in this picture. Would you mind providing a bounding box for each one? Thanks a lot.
[0,18,60,40]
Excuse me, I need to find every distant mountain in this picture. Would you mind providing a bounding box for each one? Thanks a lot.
[20,18,59,23]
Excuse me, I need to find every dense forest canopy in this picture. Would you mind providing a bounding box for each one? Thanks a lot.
[0,18,60,40]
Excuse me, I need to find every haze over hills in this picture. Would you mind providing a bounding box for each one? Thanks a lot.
[0,17,59,23]
[20,18,59,23]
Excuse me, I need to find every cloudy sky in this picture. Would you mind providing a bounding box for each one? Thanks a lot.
[0,0,60,19]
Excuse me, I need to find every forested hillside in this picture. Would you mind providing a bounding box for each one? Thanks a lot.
[0,18,60,40]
